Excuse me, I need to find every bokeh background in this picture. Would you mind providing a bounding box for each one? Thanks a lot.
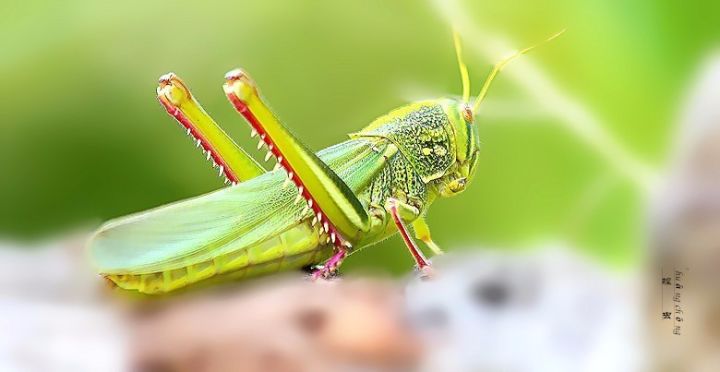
[3,0,719,273]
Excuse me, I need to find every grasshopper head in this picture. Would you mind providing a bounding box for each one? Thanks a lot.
[435,99,479,197]
[435,30,563,198]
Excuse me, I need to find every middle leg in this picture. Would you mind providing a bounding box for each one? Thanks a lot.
[385,198,431,272]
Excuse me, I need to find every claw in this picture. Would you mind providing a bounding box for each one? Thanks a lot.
[310,247,347,280]
[417,265,435,281]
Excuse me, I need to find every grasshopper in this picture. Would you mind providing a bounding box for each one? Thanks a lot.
[89,32,562,294]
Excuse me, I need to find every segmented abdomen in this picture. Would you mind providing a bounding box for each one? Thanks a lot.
[106,221,331,294]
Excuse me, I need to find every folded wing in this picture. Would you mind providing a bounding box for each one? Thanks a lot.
[90,138,388,275]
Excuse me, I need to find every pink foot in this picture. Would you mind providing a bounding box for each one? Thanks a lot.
[417,264,435,281]
[311,248,347,280]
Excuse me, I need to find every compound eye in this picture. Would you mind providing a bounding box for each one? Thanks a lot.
[462,105,474,123]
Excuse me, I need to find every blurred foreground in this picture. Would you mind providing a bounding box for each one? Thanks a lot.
[1,241,642,372]
[0,221,717,372]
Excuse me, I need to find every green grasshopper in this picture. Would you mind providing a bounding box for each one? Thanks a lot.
[89,32,562,294]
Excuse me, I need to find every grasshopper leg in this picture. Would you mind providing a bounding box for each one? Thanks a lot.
[386,198,432,276]
[411,217,445,256]
[157,73,266,184]
[223,69,370,252]
[310,247,348,280]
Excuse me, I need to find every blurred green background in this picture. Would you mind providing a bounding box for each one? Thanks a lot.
[2,0,719,273]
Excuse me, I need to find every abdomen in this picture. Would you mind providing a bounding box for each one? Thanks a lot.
[106,221,332,294]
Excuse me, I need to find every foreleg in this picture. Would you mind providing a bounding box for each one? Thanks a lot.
[411,217,444,256]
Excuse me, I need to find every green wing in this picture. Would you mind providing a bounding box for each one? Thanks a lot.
[90,138,387,275]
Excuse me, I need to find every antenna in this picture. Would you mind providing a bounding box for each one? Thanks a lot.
[453,30,471,103]
[472,29,566,113]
